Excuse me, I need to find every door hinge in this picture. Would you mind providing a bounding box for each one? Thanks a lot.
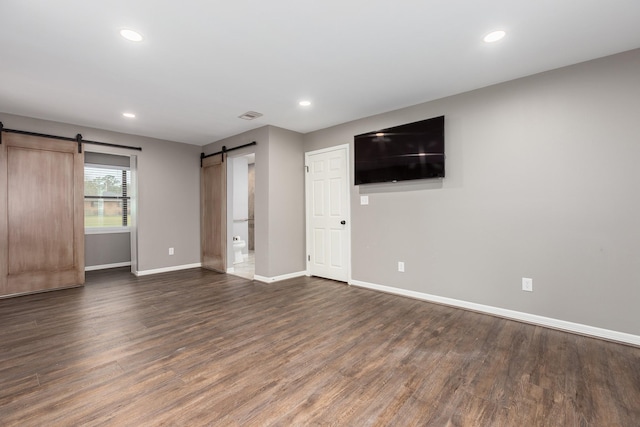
[308,255,310,261]
[305,165,309,172]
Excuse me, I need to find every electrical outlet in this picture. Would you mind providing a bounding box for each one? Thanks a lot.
[360,195,369,205]
[522,277,533,292]
[398,261,405,272]
[169,247,174,255]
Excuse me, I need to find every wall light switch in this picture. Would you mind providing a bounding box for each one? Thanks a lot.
[360,195,369,205]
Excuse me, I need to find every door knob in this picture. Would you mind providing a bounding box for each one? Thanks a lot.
[340,220,346,225]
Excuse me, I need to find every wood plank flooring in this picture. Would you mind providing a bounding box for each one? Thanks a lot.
[1,267,639,426]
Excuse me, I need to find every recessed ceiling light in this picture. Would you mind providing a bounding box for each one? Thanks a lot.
[484,30,506,43]
[299,100,312,107]
[122,112,136,118]
[120,29,143,42]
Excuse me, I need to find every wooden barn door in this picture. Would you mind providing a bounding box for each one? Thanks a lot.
[201,154,227,272]
[0,132,85,297]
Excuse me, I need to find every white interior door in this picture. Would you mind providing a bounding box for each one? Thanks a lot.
[305,145,350,282]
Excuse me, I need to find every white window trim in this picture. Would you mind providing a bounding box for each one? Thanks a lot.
[84,227,131,235]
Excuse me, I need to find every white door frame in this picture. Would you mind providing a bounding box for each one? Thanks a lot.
[305,143,351,283]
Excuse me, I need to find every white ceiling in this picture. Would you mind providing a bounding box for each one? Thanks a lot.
[1,1,640,146]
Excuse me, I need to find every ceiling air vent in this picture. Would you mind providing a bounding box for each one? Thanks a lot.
[238,111,263,120]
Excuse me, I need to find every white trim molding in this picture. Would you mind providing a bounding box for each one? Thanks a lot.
[85,262,132,272]
[254,271,307,284]
[134,263,202,277]
[84,227,131,235]
[350,279,640,347]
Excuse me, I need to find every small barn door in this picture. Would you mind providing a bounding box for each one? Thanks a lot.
[201,154,227,272]
[0,132,85,297]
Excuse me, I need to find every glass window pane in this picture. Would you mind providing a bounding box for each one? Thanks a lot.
[84,199,128,227]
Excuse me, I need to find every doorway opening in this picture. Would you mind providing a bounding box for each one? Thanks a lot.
[84,151,138,275]
[228,153,255,279]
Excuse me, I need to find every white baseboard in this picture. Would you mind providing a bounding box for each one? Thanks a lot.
[350,279,640,347]
[134,263,202,277]
[254,271,307,284]
[85,262,131,272]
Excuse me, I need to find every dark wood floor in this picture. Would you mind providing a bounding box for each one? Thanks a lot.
[1,268,639,426]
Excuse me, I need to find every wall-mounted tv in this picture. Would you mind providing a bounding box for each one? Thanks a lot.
[354,115,445,185]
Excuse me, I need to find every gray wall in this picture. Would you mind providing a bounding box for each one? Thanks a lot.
[85,233,131,266]
[136,132,200,271]
[304,49,640,336]
[266,126,305,277]
[203,125,305,278]
[0,113,202,273]
[85,152,130,168]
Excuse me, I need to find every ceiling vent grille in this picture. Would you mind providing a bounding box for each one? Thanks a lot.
[238,111,263,120]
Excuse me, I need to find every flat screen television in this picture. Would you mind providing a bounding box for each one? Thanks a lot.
[354,115,445,185]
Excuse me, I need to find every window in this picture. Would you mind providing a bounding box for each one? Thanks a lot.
[84,164,131,230]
